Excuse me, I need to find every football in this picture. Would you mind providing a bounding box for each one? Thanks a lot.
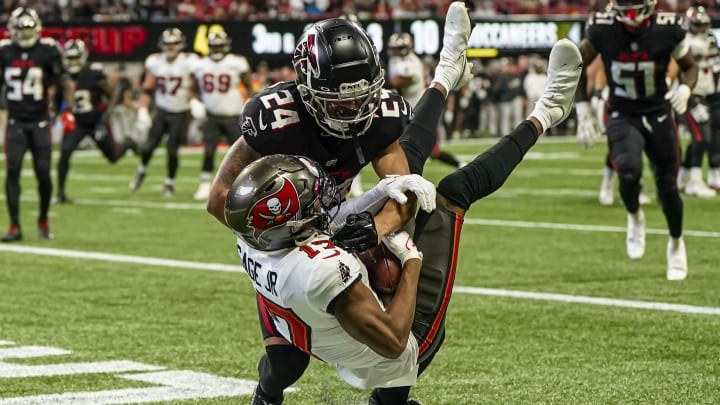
[357,243,403,295]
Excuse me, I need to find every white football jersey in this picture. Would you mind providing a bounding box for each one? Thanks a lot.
[236,235,418,389]
[145,52,198,112]
[688,33,714,97]
[192,54,250,116]
[387,53,426,108]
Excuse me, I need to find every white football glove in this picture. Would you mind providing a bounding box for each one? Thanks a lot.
[136,107,152,133]
[575,101,603,149]
[689,101,710,123]
[378,174,436,213]
[665,84,691,115]
[382,231,422,266]
[589,94,606,133]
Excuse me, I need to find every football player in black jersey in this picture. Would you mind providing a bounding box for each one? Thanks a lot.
[574,0,698,280]
[208,5,473,404]
[54,39,131,204]
[1,7,74,242]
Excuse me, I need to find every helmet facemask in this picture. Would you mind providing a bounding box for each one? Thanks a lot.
[9,9,41,49]
[63,40,88,74]
[611,0,657,28]
[208,32,231,61]
[159,28,185,58]
[686,6,711,35]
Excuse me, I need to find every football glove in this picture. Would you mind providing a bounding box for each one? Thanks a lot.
[665,84,691,115]
[689,100,710,123]
[136,107,152,133]
[382,231,422,267]
[331,211,378,253]
[61,110,76,134]
[378,174,437,213]
[575,101,603,149]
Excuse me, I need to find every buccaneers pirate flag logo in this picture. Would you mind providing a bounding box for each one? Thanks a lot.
[247,177,301,241]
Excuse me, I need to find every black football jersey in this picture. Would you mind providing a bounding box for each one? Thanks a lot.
[586,11,687,114]
[0,38,67,121]
[72,64,107,124]
[240,81,411,197]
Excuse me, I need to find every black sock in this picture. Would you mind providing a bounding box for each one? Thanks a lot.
[399,88,446,175]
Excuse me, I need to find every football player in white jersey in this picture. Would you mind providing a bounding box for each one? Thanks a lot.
[387,33,461,169]
[676,6,716,198]
[130,27,199,196]
[191,31,253,200]
[223,37,582,404]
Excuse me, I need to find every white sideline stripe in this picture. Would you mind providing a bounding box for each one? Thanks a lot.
[0,245,244,273]
[453,287,720,316]
[0,341,14,346]
[464,218,720,238]
[2,245,720,316]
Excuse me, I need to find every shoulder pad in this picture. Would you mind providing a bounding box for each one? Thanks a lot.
[0,39,12,47]
[39,37,59,47]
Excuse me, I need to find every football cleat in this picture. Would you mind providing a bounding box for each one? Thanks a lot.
[598,175,615,206]
[529,39,582,132]
[161,184,175,197]
[684,178,716,198]
[431,1,473,92]
[707,168,720,191]
[626,209,646,260]
[52,193,72,205]
[38,221,53,240]
[666,237,688,281]
[193,181,211,200]
[129,171,146,192]
[250,386,283,405]
[677,166,688,191]
[1,225,22,242]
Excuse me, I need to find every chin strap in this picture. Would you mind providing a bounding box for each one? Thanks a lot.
[352,132,366,165]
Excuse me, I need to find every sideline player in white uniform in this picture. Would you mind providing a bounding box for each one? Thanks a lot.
[130,27,199,196]
[191,31,252,200]
[387,32,461,169]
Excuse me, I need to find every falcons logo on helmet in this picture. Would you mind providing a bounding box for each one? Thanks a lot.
[293,33,320,78]
[247,178,301,241]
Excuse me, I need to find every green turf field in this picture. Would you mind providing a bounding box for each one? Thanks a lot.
[1,136,719,404]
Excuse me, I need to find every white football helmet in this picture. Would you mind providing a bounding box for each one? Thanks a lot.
[63,39,88,74]
[8,7,42,49]
[159,27,185,58]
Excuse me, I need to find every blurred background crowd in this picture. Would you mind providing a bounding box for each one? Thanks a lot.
[1,0,717,22]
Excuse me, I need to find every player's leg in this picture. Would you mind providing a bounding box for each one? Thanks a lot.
[429,141,461,168]
[130,111,166,192]
[93,121,124,164]
[56,125,89,203]
[599,152,616,206]
[2,122,29,242]
[195,117,222,200]
[163,111,191,197]
[252,294,310,405]
[644,109,687,280]
[400,1,472,175]
[30,123,54,239]
[708,101,720,190]
[683,100,715,198]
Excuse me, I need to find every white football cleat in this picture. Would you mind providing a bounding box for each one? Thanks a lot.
[194,181,211,200]
[677,166,688,191]
[529,39,583,132]
[598,175,615,206]
[431,1,473,92]
[626,209,646,260]
[666,237,688,281]
[708,168,720,191]
[684,178,716,198]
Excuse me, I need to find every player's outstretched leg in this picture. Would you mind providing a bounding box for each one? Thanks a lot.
[436,39,582,212]
[430,1,473,94]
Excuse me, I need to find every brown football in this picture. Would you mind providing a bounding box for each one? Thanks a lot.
[357,243,403,295]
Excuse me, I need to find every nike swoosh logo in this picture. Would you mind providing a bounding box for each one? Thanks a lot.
[258,113,267,130]
[658,114,667,123]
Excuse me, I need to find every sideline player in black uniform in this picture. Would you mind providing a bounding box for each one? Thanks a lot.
[1,7,74,242]
[574,0,698,280]
[54,39,131,204]
[207,5,473,404]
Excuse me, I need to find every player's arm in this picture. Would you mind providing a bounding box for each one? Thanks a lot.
[241,71,254,97]
[98,77,117,118]
[139,70,155,109]
[674,48,699,90]
[389,74,414,90]
[207,137,261,226]
[333,255,422,359]
[576,38,599,103]
[370,141,416,240]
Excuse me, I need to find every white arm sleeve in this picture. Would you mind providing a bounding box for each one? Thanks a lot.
[672,37,691,60]
[328,183,389,233]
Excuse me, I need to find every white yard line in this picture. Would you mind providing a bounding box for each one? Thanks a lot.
[1,244,719,316]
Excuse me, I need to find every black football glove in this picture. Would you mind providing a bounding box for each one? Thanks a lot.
[331,211,378,253]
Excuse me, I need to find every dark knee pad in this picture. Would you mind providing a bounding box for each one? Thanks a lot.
[370,386,412,405]
[614,155,642,183]
[257,344,310,400]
